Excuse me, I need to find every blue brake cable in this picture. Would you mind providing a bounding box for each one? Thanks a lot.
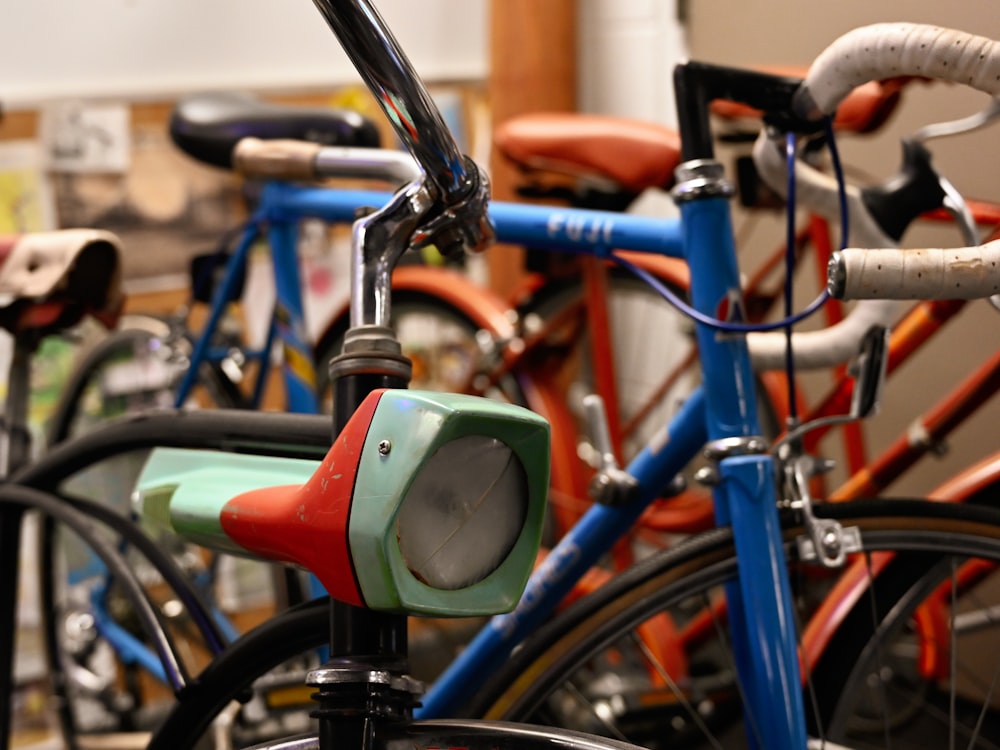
[784,130,799,421]
[611,116,849,335]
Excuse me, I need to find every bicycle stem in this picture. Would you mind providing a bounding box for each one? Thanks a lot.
[348,180,434,329]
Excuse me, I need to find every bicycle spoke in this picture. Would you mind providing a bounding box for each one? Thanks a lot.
[966,665,1000,750]
[952,557,958,750]
[703,590,766,750]
[629,631,725,750]
[863,550,894,750]
[558,681,632,743]
[953,557,1000,750]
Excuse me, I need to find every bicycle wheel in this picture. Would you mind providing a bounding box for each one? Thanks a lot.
[147,497,1000,749]
[315,289,526,408]
[41,317,253,739]
[47,318,171,444]
[524,271,701,462]
[456,498,1000,749]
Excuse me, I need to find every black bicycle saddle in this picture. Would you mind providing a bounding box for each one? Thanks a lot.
[170,91,381,169]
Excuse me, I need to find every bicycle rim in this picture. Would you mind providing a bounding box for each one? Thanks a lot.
[463,499,1000,749]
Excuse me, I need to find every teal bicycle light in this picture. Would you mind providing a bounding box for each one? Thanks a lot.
[348,390,549,615]
[133,389,549,617]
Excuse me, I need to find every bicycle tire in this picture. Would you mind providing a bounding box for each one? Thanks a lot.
[1,485,192,747]
[315,289,527,409]
[146,496,1000,749]
[457,498,1000,749]
[147,596,329,749]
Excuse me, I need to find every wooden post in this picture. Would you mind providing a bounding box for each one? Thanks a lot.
[488,0,576,299]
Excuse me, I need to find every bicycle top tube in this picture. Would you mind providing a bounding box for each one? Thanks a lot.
[258,182,684,259]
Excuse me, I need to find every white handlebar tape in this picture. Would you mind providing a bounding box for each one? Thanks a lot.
[829,242,1000,300]
[754,21,1000,367]
[748,299,906,371]
[746,133,908,371]
[795,24,1000,119]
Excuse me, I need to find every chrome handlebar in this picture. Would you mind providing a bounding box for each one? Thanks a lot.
[311,0,494,329]
[311,0,494,259]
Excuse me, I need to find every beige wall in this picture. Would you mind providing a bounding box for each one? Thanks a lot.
[688,5,1000,497]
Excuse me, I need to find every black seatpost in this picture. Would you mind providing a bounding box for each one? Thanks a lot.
[0,335,39,750]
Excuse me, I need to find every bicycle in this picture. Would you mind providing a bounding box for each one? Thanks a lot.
[43,13,1000,750]
[130,14,1000,750]
[48,114,1000,748]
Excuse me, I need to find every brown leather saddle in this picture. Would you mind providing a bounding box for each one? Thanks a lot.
[0,229,123,336]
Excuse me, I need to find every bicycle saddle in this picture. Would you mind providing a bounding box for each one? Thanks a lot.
[495,113,682,194]
[0,229,122,334]
[170,91,382,170]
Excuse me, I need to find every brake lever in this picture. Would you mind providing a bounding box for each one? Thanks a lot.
[938,172,979,245]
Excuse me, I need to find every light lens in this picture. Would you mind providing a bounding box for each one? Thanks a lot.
[396,435,528,590]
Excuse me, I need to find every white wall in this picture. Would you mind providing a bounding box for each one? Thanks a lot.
[577,0,688,128]
[687,3,1000,499]
[2,0,487,108]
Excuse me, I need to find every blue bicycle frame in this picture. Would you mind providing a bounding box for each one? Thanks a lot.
[164,173,806,748]
[418,168,805,749]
